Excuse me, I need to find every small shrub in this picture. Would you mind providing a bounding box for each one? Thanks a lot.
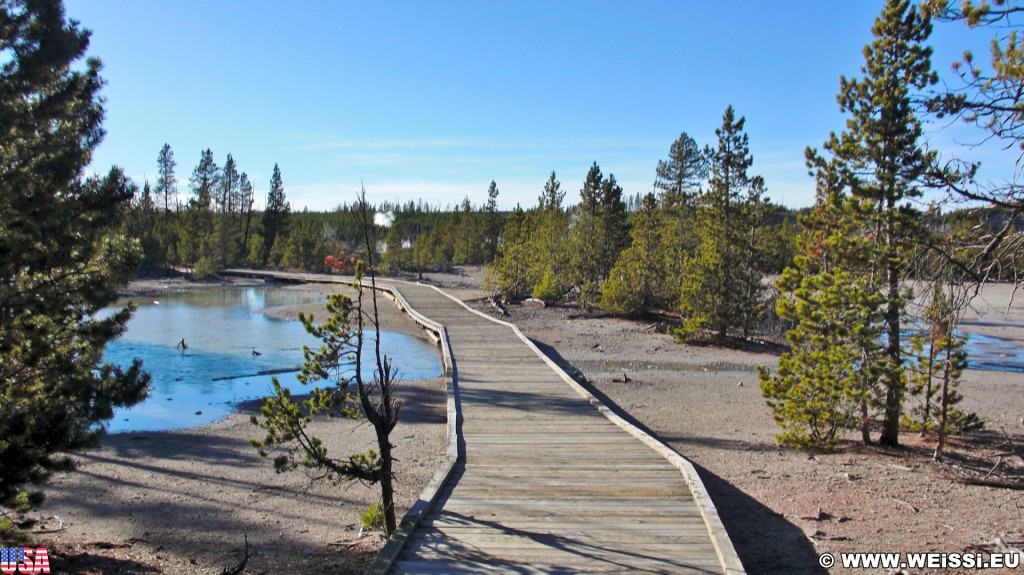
[532,268,562,304]
[360,500,385,532]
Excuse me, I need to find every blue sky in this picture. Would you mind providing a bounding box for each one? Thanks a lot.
[65,1,1008,211]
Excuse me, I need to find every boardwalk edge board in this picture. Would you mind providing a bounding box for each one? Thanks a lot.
[363,284,462,575]
[219,270,745,575]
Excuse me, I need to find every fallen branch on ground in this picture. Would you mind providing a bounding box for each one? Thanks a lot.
[889,497,919,513]
[32,515,64,534]
[487,297,510,317]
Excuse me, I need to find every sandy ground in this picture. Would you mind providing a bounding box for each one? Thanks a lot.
[22,269,1024,574]
[29,278,447,574]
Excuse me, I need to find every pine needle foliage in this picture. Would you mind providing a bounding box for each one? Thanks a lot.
[251,191,402,536]
[677,106,766,342]
[602,194,668,315]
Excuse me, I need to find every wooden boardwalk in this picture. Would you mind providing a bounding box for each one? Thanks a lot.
[221,270,744,575]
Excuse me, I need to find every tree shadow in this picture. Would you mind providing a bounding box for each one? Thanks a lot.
[34,395,446,573]
[690,461,826,574]
[46,548,163,575]
[397,465,724,575]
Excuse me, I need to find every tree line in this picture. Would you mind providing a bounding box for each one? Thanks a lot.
[485,110,796,330]
[123,146,291,276]
[125,3,1020,458]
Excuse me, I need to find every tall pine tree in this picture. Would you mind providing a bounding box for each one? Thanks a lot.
[678,106,764,342]
[654,132,708,209]
[155,143,177,220]
[0,0,150,512]
[809,0,938,447]
[599,174,629,282]
[602,193,667,315]
[531,172,570,302]
[262,163,290,266]
[484,180,501,262]
[760,158,886,447]
[656,132,708,306]
[569,163,607,307]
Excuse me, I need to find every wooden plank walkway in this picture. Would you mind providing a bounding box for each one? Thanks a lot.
[221,270,744,574]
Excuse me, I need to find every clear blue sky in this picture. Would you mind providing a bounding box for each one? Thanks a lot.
[65,1,1006,212]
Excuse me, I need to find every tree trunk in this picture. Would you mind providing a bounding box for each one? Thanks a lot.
[377,427,397,536]
[861,398,872,444]
[880,199,902,448]
[921,331,937,437]
[934,344,953,461]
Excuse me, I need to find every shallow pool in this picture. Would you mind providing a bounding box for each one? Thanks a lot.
[103,286,441,433]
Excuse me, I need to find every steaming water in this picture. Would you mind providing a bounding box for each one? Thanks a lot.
[102,287,441,433]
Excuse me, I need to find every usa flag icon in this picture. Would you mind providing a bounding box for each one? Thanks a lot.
[1,547,50,574]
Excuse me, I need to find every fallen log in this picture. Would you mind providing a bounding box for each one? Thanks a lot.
[212,366,302,381]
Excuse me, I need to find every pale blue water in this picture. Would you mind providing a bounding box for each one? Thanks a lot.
[943,332,1024,373]
[103,287,441,433]
[901,328,1024,373]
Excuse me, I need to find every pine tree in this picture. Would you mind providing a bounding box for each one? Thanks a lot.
[654,132,708,208]
[602,193,666,315]
[216,153,241,267]
[905,281,980,458]
[739,176,770,336]
[453,197,487,265]
[252,192,402,535]
[0,0,150,513]
[760,162,886,447]
[760,267,886,447]
[128,180,165,269]
[810,0,939,447]
[155,143,177,220]
[485,204,534,298]
[569,163,607,307]
[175,149,218,273]
[284,220,324,271]
[239,172,255,257]
[262,163,290,266]
[657,133,707,306]
[484,180,501,262]
[599,174,629,281]
[531,172,570,302]
[189,148,218,211]
[382,218,410,273]
[538,170,565,212]
[678,106,763,342]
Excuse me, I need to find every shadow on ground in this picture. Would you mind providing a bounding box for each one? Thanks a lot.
[397,465,724,575]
